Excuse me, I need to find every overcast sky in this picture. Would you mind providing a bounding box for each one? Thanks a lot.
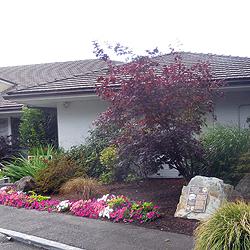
[0,0,249,66]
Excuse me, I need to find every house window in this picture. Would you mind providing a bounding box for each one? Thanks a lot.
[0,118,9,137]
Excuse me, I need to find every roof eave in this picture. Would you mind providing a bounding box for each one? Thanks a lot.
[4,88,97,100]
[0,106,23,113]
[4,85,121,100]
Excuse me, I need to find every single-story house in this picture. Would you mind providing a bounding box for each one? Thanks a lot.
[1,52,250,177]
[0,59,109,142]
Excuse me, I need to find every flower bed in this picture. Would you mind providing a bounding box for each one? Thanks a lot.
[0,187,160,224]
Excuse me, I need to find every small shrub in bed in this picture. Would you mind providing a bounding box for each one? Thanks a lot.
[35,155,86,194]
[60,177,105,200]
[99,145,118,184]
[67,124,120,180]
[194,201,250,250]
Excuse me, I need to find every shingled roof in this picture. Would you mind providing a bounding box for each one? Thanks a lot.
[0,59,110,108]
[0,95,22,111]
[155,52,250,80]
[3,52,250,99]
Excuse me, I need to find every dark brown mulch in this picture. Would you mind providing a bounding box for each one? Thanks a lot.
[53,178,198,236]
[106,178,198,235]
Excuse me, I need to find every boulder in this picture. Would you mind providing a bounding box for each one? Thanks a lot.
[174,176,233,220]
[14,176,36,192]
[235,173,250,199]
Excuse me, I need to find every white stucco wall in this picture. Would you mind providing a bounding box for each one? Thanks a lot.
[214,91,250,128]
[56,89,250,178]
[57,99,108,149]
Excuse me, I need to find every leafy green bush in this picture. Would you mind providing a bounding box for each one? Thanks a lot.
[68,124,119,179]
[60,177,105,200]
[99,145,118,184]
[201,125,250,183]
[99,171,114,184]
[2,145,55,182]
[68,144,105,179]
[35,155,86,194]
[19,107,58,148]
[19,107,46,148]
[100,145,117,168]
[194,202,250,250]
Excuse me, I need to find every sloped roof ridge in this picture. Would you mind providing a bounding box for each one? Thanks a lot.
[157,51,250,60]
[13,67,109,92]
[0,58,99,69]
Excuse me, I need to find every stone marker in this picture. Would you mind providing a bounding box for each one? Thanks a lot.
[235,173,250,199]
[174,176,233,220]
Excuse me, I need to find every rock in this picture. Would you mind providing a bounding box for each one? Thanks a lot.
[14,176,36,192]
[227,189,244,202]
[235,173,250,199]
[174,176,233,220]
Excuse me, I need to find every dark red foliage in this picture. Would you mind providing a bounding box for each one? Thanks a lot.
[93,43,224,180]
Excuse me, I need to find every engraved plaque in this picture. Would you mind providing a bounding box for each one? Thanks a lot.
[186,186,208,213]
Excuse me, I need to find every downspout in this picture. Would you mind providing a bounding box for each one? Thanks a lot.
[238,104,250,129]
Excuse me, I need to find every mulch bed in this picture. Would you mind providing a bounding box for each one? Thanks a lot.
[106,178,198,235]
[54,178,198,235]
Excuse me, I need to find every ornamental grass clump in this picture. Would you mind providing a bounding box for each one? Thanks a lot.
[201,126,250,184]
[60,177,105,200]
[194,201,250,250]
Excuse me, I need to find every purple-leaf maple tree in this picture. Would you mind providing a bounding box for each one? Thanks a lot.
[93,42,224,180]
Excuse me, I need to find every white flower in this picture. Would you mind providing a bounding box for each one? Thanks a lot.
[99,206,113,219]
[57,200,71,212]
[97,194,110,202]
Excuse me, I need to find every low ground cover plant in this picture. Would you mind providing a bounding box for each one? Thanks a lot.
[0,187,59,211]
[194,202,250,250]
[0,187,160,224]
